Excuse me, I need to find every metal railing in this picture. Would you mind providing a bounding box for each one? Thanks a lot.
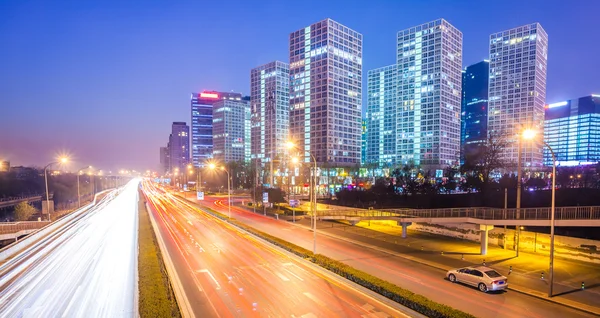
[0,195,43,202]
[0,221,50,235]
[317,206,600,221]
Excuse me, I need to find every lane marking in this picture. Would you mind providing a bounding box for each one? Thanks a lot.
[197,269,221,290]
[275,271,290,282]
[282,267,304,281]
[303,292,326,307]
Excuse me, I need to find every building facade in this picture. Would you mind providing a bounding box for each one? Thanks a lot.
[487,23,548,168]
[250,61,290,165]
[396,19,463,170]
[0,160,9,172]
[191,91,243,167]
[461,60,489,162]
[159,146,169,175]
[169,122,190,172]
[289,18,363,166]
[212,99,251,163]
[365,64,397,167]
[544,95,600,166]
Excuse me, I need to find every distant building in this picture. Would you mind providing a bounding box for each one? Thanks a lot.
[159,147,169,175]
[544,95,600,166]
[289,18,363,166]
[361,120,367,165]
[487,23,548,168]
[212,99,251,163]
[461,60,489,163]
[0,160,9,172]
[250,61,290,166]
[366,64,397,167]
[169,122,190,172]
[191,91,243,167]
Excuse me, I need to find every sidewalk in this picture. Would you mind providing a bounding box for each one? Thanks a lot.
[300,218,600,316]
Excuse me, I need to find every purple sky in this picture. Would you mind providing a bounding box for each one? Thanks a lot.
[0,0,597,172]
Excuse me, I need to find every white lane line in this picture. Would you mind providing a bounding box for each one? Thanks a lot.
[275,271,290,282]
[197,269,221,290]
[282,267,304,281]
[303,292,326,307]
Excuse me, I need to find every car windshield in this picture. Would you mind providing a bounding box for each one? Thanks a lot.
[485,270,502,278]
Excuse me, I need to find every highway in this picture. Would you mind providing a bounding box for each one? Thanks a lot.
[0,181,140,317]
[142,182,416,318]
[195,194,596,318]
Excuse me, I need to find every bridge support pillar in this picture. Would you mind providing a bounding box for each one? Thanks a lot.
[480,225,494,255]
[398,222,412,238]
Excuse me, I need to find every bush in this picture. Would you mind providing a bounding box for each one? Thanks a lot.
[14,201,37,221]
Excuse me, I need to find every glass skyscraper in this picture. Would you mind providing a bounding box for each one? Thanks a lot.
[250,61,290,164]
[488,23,548,168]
[461,60,489,162]
[289,18,362,166]
[212,99,251,163]
[191,91,243,167]
[366,64,397,167]
[169,122,189,172]
[544,95,600,166]
[396,19,463,169]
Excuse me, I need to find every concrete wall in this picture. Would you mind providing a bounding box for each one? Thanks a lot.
[410,222,600,264]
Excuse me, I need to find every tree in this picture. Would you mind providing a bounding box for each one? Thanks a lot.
[14,201,37,221]
[460,132,508,192]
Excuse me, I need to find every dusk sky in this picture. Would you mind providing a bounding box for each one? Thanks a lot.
[1,0,597,172]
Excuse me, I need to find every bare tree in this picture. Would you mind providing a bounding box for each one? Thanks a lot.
[460,132,508,191]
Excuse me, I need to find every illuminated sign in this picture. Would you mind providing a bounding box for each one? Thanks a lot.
[200,92,219,99]
[546,101,568,109]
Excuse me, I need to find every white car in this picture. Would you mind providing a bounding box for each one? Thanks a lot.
[447,266,508,292]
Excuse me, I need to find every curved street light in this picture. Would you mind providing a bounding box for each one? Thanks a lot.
[209,163,231,219]
[77,165,93,208]
[44,157,69,221]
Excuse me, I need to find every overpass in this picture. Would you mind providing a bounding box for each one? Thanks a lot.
[316,206,600,255]
[0,195,43,209]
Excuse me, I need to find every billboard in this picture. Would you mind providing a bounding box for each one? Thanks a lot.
[197,191,204,200]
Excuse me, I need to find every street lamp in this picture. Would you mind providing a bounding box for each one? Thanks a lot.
[77,165,92,208]
[516,128,536,257]
[523,129,557,297]
[209,164,231,219]
[287,141,318,254]
[291,156,300,223]
[44,157,69,221]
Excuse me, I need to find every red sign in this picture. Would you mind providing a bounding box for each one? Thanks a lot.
[200,92,219,99]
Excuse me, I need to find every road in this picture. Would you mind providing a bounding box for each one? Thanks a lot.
[0,181,140,317]
[142,183,416,318]
[193,194,596,318]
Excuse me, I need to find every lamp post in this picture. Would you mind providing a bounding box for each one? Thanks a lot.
[77,165,92,208]
[523,130,557,297]
[287,141,318,254]
[209,163,231,219]
[44,157,68,221]
[291,156,300,223]
[516,128,536,256]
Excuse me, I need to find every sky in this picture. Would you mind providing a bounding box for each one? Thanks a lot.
[0,0,598,172]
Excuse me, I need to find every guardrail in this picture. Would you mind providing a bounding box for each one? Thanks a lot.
[317,206,600,221]
[0,195,43,202]
[0,221,51,235]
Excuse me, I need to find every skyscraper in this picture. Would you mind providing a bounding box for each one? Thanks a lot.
[544,95,600,166]
[212,99,251,163]
[487,23,548,168]
[159,146,169,175]
[250,61,290,165]
[191,91,243,167]
[396,19,463,170]
[366,64,397,167]
[289,18,363,166]
[461,60,489,162]
[169,122,190,172]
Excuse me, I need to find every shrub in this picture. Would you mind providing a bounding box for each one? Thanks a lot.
[14,201,37,221]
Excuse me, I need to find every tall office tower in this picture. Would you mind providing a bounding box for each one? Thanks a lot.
[191,91,243,167]
[544,95,600,166]
[396,19,463,170]
[366,65,397,167]
[159,146,169,174]
[212,99,251,163]
[488,23,548,168]
[250,61,290,165]
[169,122,190,172]
[289,18,363,166]
[460,60,489,162]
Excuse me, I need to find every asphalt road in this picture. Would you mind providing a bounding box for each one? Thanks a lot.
[195,195,596,318]
[143,183,416,318]
[0,181,139,317]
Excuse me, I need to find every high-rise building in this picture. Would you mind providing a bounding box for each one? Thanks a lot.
[544,95,600,166]
[212,99,251,163]
[461,60,489,162]
[487,23,548,168]
[191,91,243,167]
[289,18,363,166]
[366,64,397,167]
[169,122,190,172]
[396,19,463,170]
[159,147,169,175]
[250,61,290,165]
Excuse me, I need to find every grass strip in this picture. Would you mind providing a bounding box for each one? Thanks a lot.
[138,191,181,318]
